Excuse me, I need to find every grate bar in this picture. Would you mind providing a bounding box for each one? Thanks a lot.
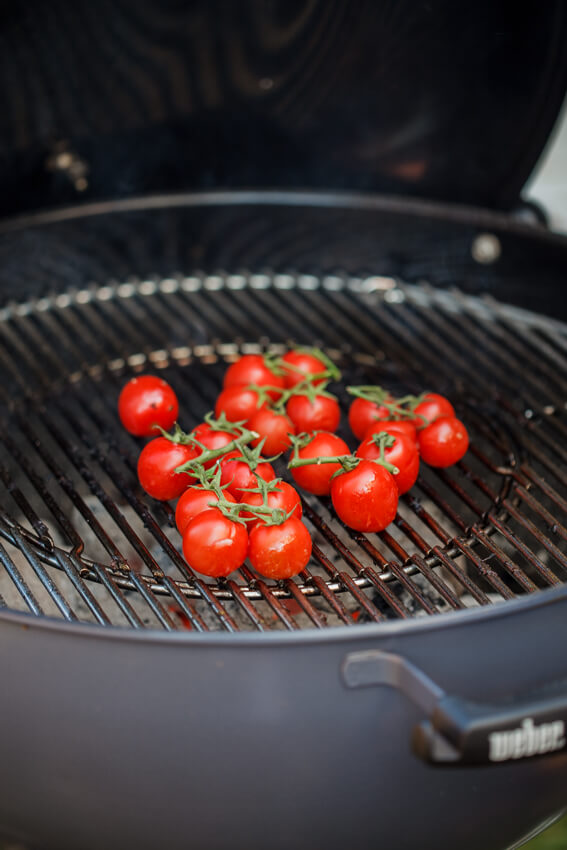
[431,546,491,605]
[0,538,44,615]
[469,528,538,594]
[487,512,560,586]
[501,499,567,574]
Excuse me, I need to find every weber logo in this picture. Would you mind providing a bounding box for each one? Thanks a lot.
[488,718,566,762]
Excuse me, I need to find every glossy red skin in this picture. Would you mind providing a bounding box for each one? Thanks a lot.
[331,460,398,532]
[248,517,312,579]
[348,397,392,440]
[118,375,179,436]
[182,509,248,578]
[286,394,340,434]
[290,432,350,496]
[364,419,418,445]
[356,432,420,494]
[418,416,469,467]
[240,481,302,529]
[223,355,285,401]
[214,386,266,424]
[219,451,276,500]
[248,408,296,456]
[175,487,237,534]
[413,393,455,428]
[280,350,327,388]
[137,438,198,500]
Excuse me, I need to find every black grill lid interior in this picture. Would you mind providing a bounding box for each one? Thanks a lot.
[0,0,566,217]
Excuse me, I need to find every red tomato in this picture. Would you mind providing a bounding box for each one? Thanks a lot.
[175,487,237,534]
[331,460,398,532]
[356,432,420,494]
[289,432,350,496]
[118,375,179,436]
[413,393,455,428]
[137,438,198,500]
[219,451,276,500]
[280,350,328,388]
[248,408,296,456]
[348,396,392,440]
[286,394,340,433]
[365,419,418,445]
[214,386,266,424]
[223,354,284,401]
[240,481,302,528]
[182,509,248,577]
[191,422,236,468]
[418,416,469,467]
[248,517,312,579]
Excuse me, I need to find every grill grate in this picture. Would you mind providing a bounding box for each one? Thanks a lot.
[0,272,565,631]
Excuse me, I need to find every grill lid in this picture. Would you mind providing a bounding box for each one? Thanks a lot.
[0,268,565,632]
[1,0,567,217]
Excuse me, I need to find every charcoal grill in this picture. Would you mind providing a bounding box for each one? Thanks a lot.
[1,236,566,633]
[2,2,567,849]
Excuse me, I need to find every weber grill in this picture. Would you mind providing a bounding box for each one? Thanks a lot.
[2,2,567,849]
[1,256,566,634]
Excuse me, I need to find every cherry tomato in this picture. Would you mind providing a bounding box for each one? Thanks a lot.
[223,354,284,401]
[365,419,418,445]
[219,451,276,500]
[215,386,266,424]
[175,487,237,535]
[356,432,420,494]
[118,375,179,437]
[137,437,198,500]
[413,393,455,428]
[348,396,392,440]
[240,481,302,529]
[418,416,469,467]
[182,508,248,577]
[286,394,340,434]
[289,432,350,496]
[248,517,312,579]
[331,460,398,532]
[280,350,328,388]
[248,408,296,456]
[191,422,236,468]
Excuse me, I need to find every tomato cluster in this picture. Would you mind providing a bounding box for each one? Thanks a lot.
[118,348,470,582]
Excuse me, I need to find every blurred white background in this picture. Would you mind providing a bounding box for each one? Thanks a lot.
[524,99,567,234]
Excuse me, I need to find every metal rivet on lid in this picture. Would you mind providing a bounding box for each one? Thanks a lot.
[472,233,501,264]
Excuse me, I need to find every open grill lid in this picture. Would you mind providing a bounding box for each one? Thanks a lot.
[0,0,567,218]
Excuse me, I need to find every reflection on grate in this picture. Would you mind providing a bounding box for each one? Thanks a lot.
[0,272,565,632]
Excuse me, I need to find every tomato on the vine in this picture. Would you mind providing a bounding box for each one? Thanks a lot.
[289,432,350,496]
[182,508,248,577]
[248,517,312,579]
[413,393,455,428]
[356,431,420,494]
[248,408,296,456]
[215,386,266,424]
[191,422,237,467]
[418,416,469,467]
[348,396,392,440]
[223,354,284,400]
[118,375,179,436]
[240,481,302,528]
[331,460,398,532]
[365,419,418,445]
[286,394,340,434]
[280,350,328,388]
[137,437,197,500]
[219,451,276,500]
[175,487,237,534]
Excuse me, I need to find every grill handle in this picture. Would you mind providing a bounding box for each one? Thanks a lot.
[342,649,567,766]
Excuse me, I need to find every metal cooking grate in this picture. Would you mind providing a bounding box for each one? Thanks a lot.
[0,271,565,632]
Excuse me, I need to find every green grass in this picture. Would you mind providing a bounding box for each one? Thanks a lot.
[522,815,567,849]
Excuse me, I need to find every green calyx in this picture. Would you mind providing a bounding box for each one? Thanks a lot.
[347,385,427,421]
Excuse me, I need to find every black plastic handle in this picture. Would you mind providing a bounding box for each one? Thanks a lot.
[341,649,567,766]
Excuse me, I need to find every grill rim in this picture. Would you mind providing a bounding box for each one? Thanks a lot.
[1,581,566,644]
[1,188,567,250]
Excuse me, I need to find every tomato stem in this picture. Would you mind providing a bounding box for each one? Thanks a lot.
[346,385,427,421]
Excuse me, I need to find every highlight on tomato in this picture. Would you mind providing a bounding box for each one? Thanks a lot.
[118,375,179,436]
[182,508,249,578]
[248,516,312,579]
[330,459,399,533]
[137,437,198,501]
[288,432,350,496]
[418,416,469,468]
